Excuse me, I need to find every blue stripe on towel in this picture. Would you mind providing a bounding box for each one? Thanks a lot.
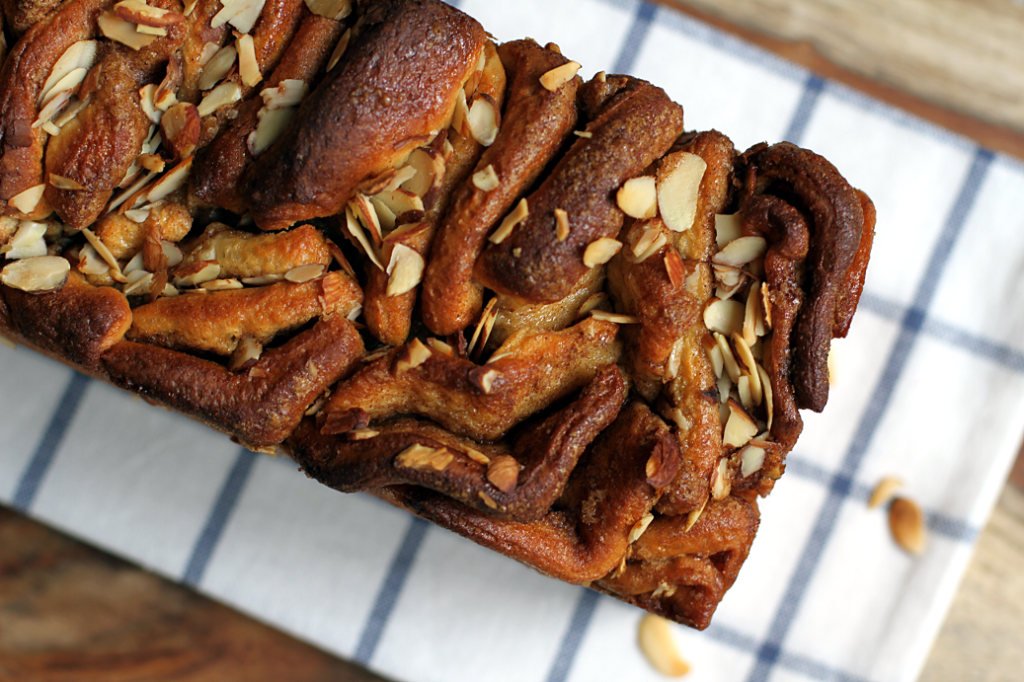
[546,588,601,682]
[744,146,994,682]
[182,448,259,587]
[612,1,656,75]
[12,371,90,511]
[353,516,431,666]
[784,74,826,145]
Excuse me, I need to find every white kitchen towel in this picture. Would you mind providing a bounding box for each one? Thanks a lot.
[2,0,1023,681]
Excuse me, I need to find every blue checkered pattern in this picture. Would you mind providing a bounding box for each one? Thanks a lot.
[3,1,1024,681]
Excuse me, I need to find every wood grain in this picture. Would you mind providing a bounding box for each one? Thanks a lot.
[0,506,386,682]
[658,0,1024,161]
[918,484,1024,681]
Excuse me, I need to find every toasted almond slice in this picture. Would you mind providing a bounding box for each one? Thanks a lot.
[304,0,351,19]
[743,281,761,346]
[467,95,499,147]
[161,241,183,268]
[467,297,498,359]
[704,297,744,336]
[715,213,742,249]
[757,364,773,431]
[32,89,73,129]
[684,496,707,532]
[723,398,758,449]
[451,88,470,138]
[573,130,592,139]
[211,0,267,34]
[1,256,71,292]
[350,193,382,246]
[248,106,296,156]
[658,151,706,233]
[42,121,62,136]
[472,164,500,192]
[589,310,640,324]
[136,24,167,36]
[425,337,454,356]
[197,81,241,117]
[39,41,98,106]
[146,156,192,202]
[139,83,161,123]
[77,244,110,276]
[385,243,425,296]
[115,0,184,26]
[285,263,326,283]
[663,247,686,289]
[395,338,431,374]
[577,291,608,318]
[486,455,519,493]
[489,198,528,244]
[373,187,424,219]
[48,173,85,191]
[98,12,158,50]
[465,448,490,465]
[228,337,262,370]
[583,237,621,268]
[383,221,429,245]
[201,277,243,291]
[173,260,220,287]
[79,228,122,278]
[638,615,691,677]
[369,197,397,232]
[869,476,904,509]
[631,225,667,264]
[628,512,655,544]
[473,367,501,394]
[108,171,156,213]
[740,444,766,477]
[40,67,88,110]
[554,208,570,242]
[714,333,741,383]
[711,457,731,500]
[539,61,581,91]
[617,176,658,219]
[401,148,442,198]
[714,235,767,268]
[1,221,48,259]
[889,497,927,555]
[236,34,261,87]
[184,0,197,14]
[197,44,237,92]
[123,271,155,296]
[327,28,351,72]
[344,207,383,270]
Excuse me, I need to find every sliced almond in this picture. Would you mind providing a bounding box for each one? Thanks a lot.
[466,95,499,147]
[472,164,500,192]
[539,61,581,91]
[713,235,767,268]
[173,260,220,287]
[583,237,621,268]
[554,208,570,242]
[465,448,490,465]
[285,263,326,283]
[658,151,706,233]
[489,198,528,244]
[327,28,351,72]
[630,224,667,263]
[616,176,658,219]
[197,44,237,92]
[1,256,70,292]
[201,277,243,291]
[628,512,654,544]
[869,476,904,509]
[889,496,927,555]
[211,0,267,34]
[236,33,261,87]
[723,398,757,449]
[703,297,744,336]
[115,0,184,27]
[1,221,48,259]
[228,337,263,370]
[743,281,762,346]
[40,67,88,110]
[39,41,98,105]
[304,0,351,19]
[248,106,295,157]
[350,193,382,246]
[740,444,766,477]
[425,337,454,356]
[134,23,167,36]
[684,496,708,532]
[33,90,73,129]
[473,367,501,394]
[98,11,158,50]
[395,443,453,472]
[395,338,431,374]
[401,148,443,198]
[711,457,731,500]
[48,174,85,191]
[663,247,686,288]
[486,455,519,494]
[715,213,742,249]
[79,228,123,278]
[385,243,425,296]
[77,244,111,276]
[757,364,774,431]
[197,81,241,117]
[260,79,307,109]
[638,615,691,677]
[451,88,470,138]
[161,102,201,159]
[372,187,424,220]
[146,156,192,202]
[467,297,498,359]
[55,95,89,128]
[344,207,383,270]
[589,310,640,324]
[382,221,429,246]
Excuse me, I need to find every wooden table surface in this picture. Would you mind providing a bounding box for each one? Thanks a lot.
[3,0,1024,680]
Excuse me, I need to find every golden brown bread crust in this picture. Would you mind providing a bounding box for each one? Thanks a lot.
[242,0,486,230]
[104,314,364,447]
[0,0,875,630]
[191,11,346,213]
[0,0,113,218]
[421,39,580,336]
[474,75,684,303]
[1,270,131,370]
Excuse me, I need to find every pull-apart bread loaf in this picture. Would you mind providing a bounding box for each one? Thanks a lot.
[0,0,874,628]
